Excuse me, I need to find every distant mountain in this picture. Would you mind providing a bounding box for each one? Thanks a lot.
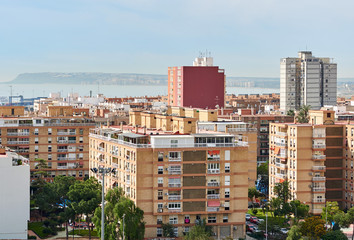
[4,72,354,90]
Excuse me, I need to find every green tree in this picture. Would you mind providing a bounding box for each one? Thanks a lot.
[290,200,309,220]
[300,216,326,240]
[287,109,295,117]
[333,206,354,240]
[322,230,348,240]
[33,158,49,179]
[114,197,145,240]
[248,187,261,208]
[296,105,311,123]
[162,223,175,237]
[93,187,125,240]
[321,201,343,224]
[184,219,212,240]
[286,225,303,240]
[51,176,76,239]
[68,177,101,240]
[258,217,283,236]
[273,181,292,216]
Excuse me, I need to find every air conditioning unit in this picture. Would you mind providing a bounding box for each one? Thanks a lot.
[165,193,169,196]
[157,208,163,213]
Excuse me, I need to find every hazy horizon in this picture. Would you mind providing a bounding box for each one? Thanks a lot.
[1,0,354,81]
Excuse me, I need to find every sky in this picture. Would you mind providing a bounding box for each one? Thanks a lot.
[1,0,354,81]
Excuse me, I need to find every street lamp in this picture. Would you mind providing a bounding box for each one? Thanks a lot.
[90,167,116,240]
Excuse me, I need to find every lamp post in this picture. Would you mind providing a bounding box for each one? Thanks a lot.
[122,214,126,240]
[90,167,116,240]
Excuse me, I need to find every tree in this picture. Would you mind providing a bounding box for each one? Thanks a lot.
[290,200,309,220]
[93,187,125,240]
[162,223,175,237]
[286,225,302,240]
[68,177,101,240]
[300,216,326,240]
[258,217,283,236]
[333,206,354,240]
[296,105,311,123]
[33,158,49,179]
[322,230,348,240]
[287,109,295,117]
[248,187,261,208]
[114,197,145,240]
[51,176,76,239]
[184,218,213,240]
[273,181,292,216]
[321,201,343,225]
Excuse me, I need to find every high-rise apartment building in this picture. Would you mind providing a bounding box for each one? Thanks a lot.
[168,57,225,109]
[268,110,349,214]
[280,51,337,111]
[0,106,95,181]
[89,109,253,239]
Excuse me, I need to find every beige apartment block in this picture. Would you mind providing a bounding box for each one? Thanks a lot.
[268,110,347,214]
[0,107,95,181]
[89,123,251,239]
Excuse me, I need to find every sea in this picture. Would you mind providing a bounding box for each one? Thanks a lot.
[0,83,279,99]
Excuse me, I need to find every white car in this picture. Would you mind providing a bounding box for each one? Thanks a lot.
[280,228,289,234]
[246,214,251,221]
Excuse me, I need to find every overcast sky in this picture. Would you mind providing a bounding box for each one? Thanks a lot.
[1,0,354,81]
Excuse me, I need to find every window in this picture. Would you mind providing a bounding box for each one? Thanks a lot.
[34,128,39,135]
[169,152,181,161]
[48,154,52,160]
[223,215,228,223]
[168,178,181,187]
[169,216,178,224]
[225,188,230,198]
[158,190,163,200]
[158,152,164,162]
[36,119,41,124]
[35,137,39,144]
[225,163,230,173]
[158,166,163,174]
[48,137,52,143]
[157,228,162,237]
[168,203,181,210]
[48,145,52,152]
[158,177,163,187]
[174,227,178,237]
[79,129,84,135]
[208,215,217,223]
[171,139,178,147]
[34,145,39,152]
[79,136,83,143]
[48,128,52,135]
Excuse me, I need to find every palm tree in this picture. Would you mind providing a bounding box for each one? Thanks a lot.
[296,105,311,123]
[286,109,295,117]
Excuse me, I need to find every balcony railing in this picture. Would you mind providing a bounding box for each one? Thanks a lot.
[207,169,220,174]
[275,163,287,169]
[169,157,181,162]
[207,207,220,212]
[275,142,287,147]
[208,156,220,161]
[207,182,220,187]
[312,187,326,192]
[312,166,326,171]
[313,144,326,149]
[277,153,287,158]
[7,141,30,145]
[168,209,182,213]
[7,132,30,136]
[276,132,287,136]
[312,155,326,160]
[207,194,220,199]
[98,147,105,152]
[276,173,287,179]
[57,149,68,152]
[57,166,68,169]
[313,134,326,138]
[313,198,326,203]
[227,128,257,133]
[168,183,181,188]
[312,177,326,181]
[168,169,181,175]
[168,195,181,200]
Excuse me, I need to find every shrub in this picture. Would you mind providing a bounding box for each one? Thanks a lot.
[252,209,258,215]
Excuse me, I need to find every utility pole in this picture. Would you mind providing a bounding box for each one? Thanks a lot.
[90,167,116,240]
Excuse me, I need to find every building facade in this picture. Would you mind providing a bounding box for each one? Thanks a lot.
[0,148,30,239]
[280,51,337,111]
[168,57,225,109]
[0,106,95,181]
[268,110,348,214]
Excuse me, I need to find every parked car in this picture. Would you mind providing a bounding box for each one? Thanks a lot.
[280,228,289,234]
[258,218,265,224]
[246,224,257,233]
[250,216,259,224]
[246,214,251,221]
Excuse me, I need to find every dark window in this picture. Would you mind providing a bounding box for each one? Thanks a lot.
[327,113,331,118]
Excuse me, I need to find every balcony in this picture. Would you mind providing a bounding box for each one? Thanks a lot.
[57,149,68,152]
[168,208,181,213]
[276,132,287,137]
[168,168,181,175]
[313,198,326,203]
[169,157,181,162]
[313,134,326,138]
[275,173,287,179]
[207,169,220,174]
[312,177,326,181]
[208,156,220,161]
[275,142,287,147]
[312,187,326,192]
[207,207,220,212]
[168,195,181,200]
[98,147,105,152]
[312,166,326,171]
[7,132,29,136]
[275,163,287,169]
[277,153,287,158]
[57,165,68,169]
[207,182,220,187]
[207,194,220,199]
[313,144,326,149]
[312,155,326,160]
[168,183,181,188]
[7,141,30,145]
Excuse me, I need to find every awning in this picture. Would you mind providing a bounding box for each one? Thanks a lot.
[274,147,280,155]
[208,150,220,155]
[208,201,220,207]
